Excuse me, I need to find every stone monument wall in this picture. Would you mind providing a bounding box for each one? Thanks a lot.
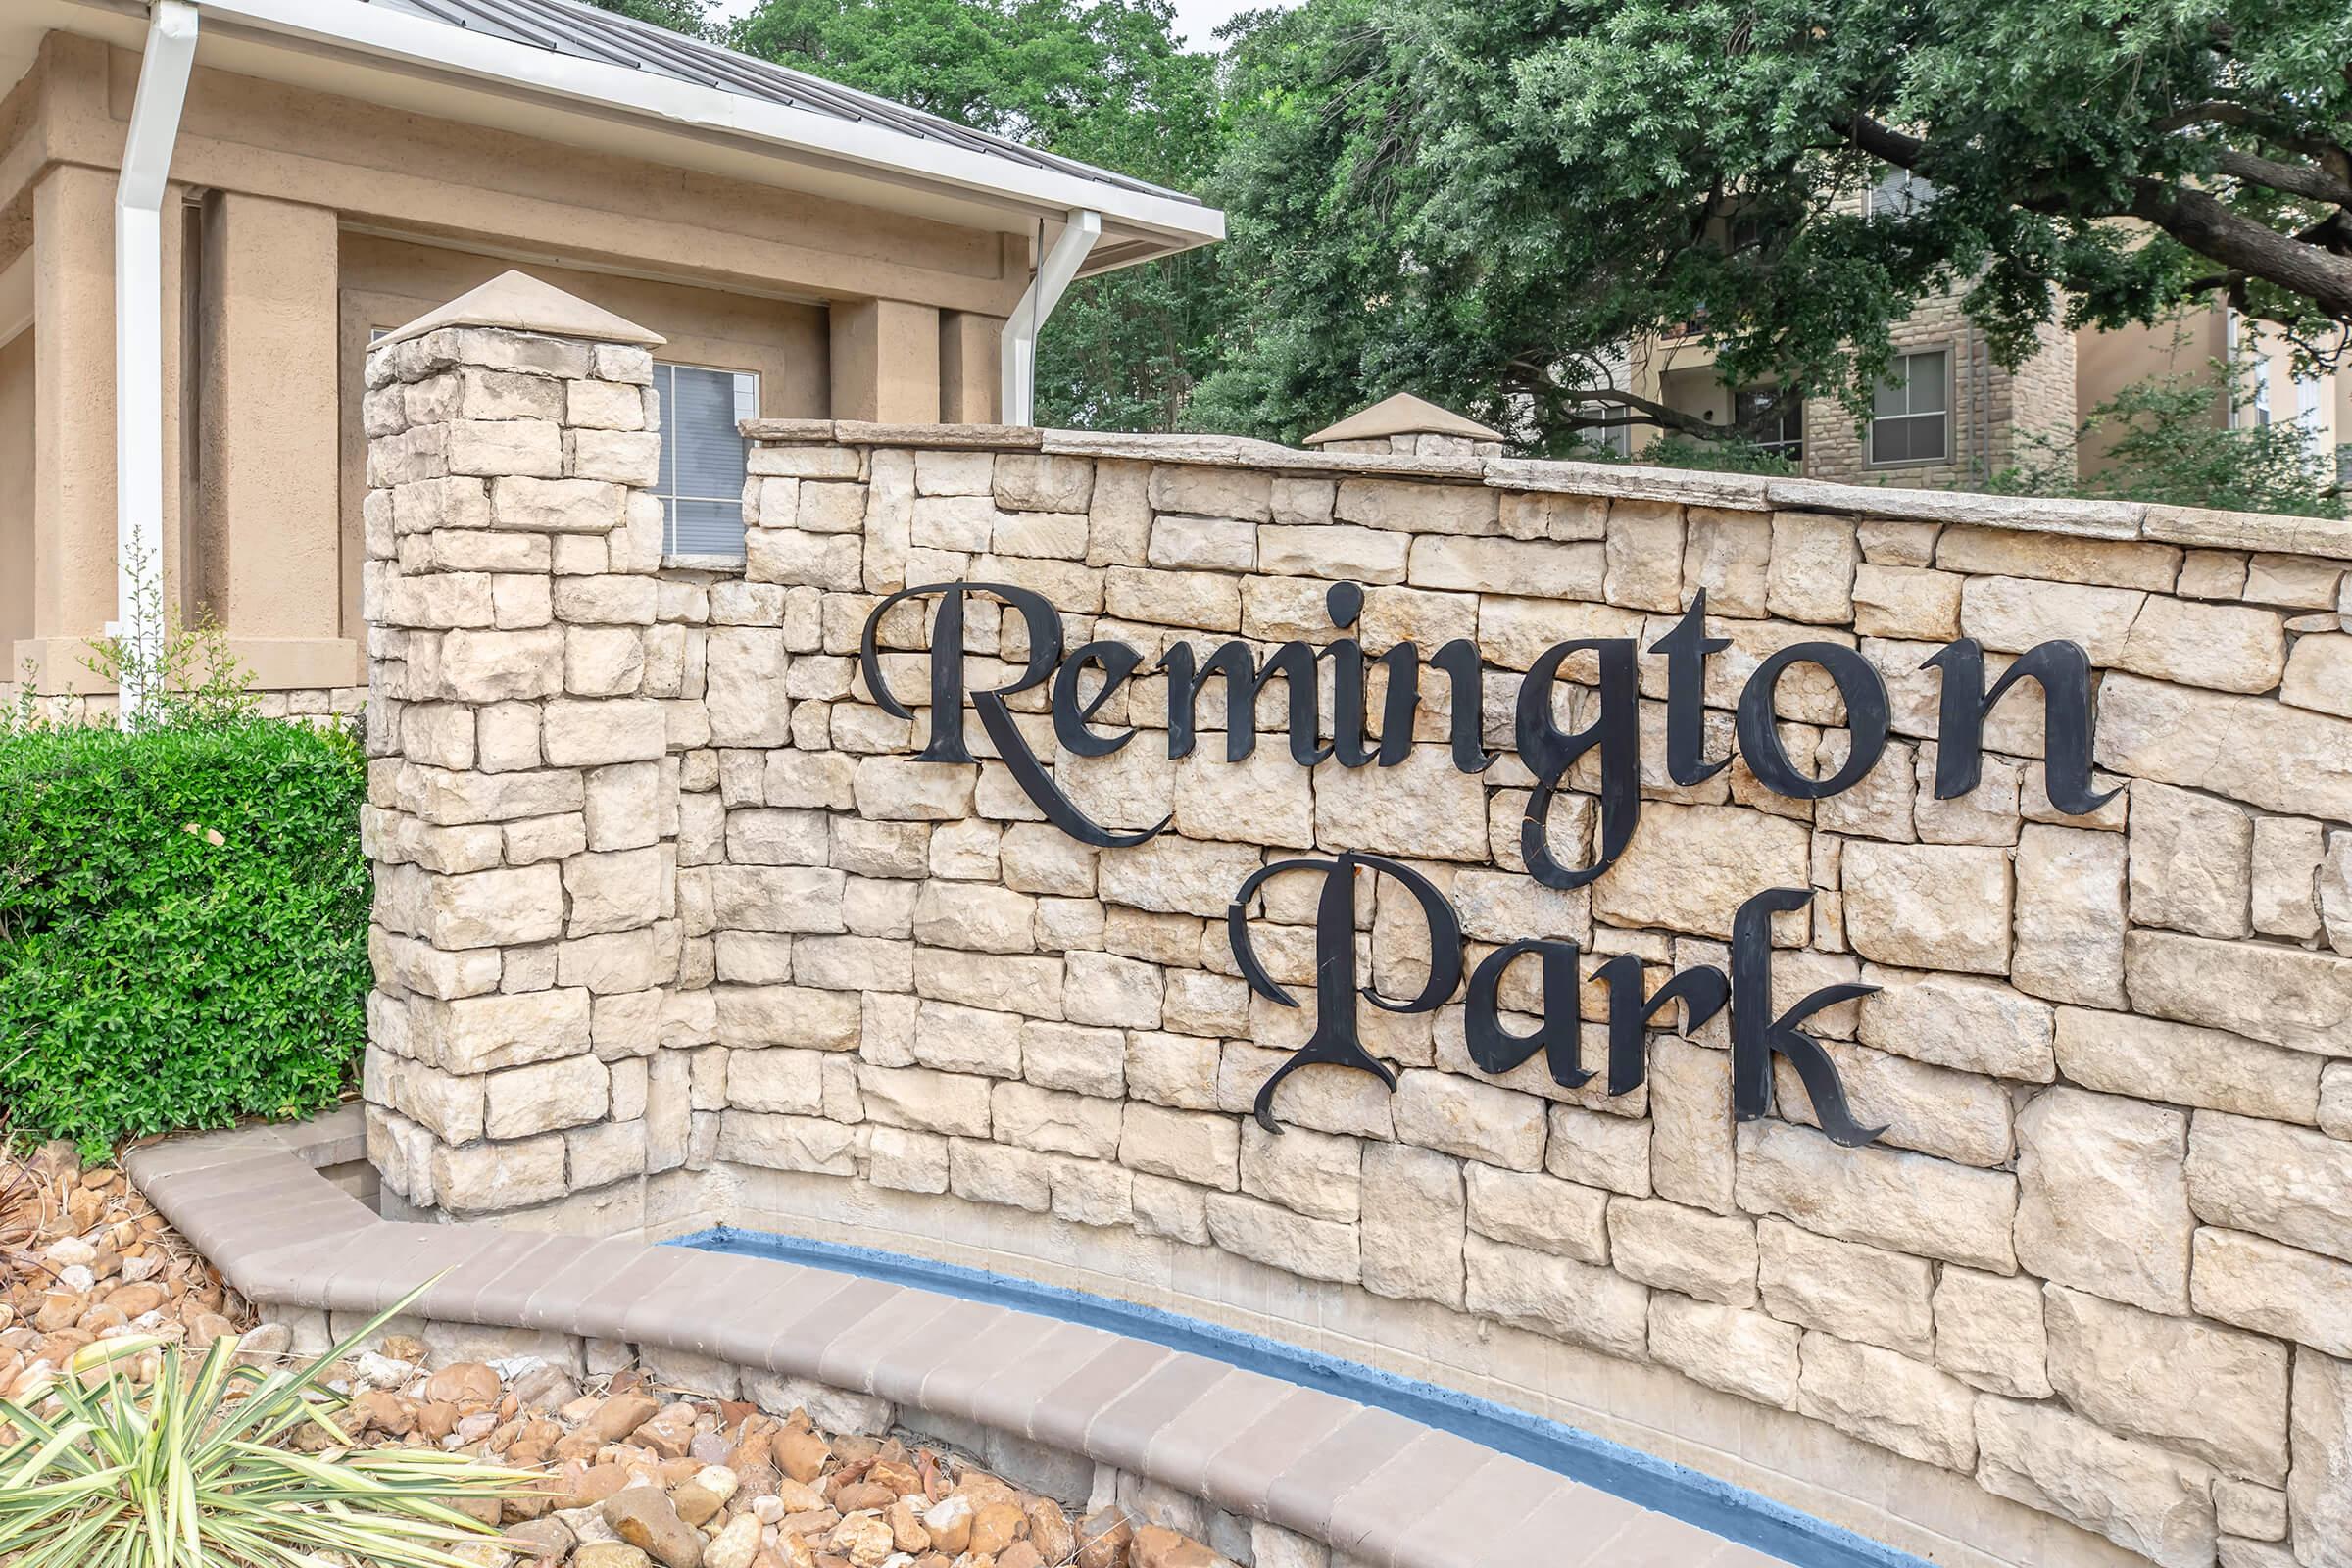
[359,296,2352,1568]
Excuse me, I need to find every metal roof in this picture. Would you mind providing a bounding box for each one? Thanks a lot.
[361,0,1200,207]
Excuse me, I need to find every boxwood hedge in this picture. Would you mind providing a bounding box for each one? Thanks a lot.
[0,715,369,1150]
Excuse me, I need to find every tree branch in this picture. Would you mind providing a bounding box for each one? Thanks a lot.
[2128,179,2352,320]
[1838,114,1927,172]
[1535,384,1772,443]
[2214,149,2352,209]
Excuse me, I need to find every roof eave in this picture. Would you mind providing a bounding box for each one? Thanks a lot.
[163,0,1225,261]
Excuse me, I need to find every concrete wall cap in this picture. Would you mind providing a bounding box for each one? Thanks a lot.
[376,270,667,350]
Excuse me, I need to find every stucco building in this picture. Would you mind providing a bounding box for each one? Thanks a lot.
[1597,175,2342,491]
[0,0,1221,709]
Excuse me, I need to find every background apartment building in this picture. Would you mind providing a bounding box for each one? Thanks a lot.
[1596,171,2344,489]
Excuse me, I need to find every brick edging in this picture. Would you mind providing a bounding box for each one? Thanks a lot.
[124,1117,1785,1568]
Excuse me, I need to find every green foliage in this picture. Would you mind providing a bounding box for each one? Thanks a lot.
[728,0,1230,429]
[0,1284,540,1568]
[74,576,258,734]
[1994,363,2347,518]
[1632,436,1801,478]
[1194,0,2352,450]
[584,0,716,36]
[0,713,369,1153]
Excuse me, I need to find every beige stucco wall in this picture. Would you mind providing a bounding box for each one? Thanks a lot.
[2076,309,2341,479]
[0,27,1019,695]
[0,326,31,659]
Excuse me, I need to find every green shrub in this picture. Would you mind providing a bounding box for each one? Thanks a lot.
[0,715,369,1151]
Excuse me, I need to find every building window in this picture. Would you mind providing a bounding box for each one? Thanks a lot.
[1736,387,1803,462]
[654,362,760,560]
[2248,355,2273,427]
[1868,350,1950,465]
[2295,371,2327,454]
[1867,166,1936,220]
[1575,402,1633,458]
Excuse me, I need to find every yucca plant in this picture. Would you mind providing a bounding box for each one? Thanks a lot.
[0,1281,544,1568]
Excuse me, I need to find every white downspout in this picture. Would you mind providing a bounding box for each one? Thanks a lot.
[1000,209,1101,427]
[113,0,200,723]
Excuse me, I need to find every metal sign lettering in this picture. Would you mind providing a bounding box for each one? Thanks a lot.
[862,581,2112,1145]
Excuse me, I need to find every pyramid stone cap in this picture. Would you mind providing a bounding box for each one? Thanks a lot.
[375,270,667,351]
[1305,392,1503,446]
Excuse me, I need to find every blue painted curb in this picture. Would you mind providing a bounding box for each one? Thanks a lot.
[670,1225,1934,1568]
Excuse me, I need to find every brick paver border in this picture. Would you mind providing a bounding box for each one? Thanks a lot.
[126,1111,1809,1568]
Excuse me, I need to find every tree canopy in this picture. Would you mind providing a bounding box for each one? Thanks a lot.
[1192,0,2352,451]
[586,0,2352,504]
[586,0,715,35]
[715,0,1229,430]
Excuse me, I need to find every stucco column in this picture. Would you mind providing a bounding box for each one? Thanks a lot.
[193,190,349,687]
[828,297,941,423]
[22,163,187,696]
[360,271,682,1222]
[28,166,135,691]
[939,310,1002,423]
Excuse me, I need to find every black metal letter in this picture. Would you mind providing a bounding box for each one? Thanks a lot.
[1161,640,1328,765]
[1517,637,1640,888]
[1924,639,2117,815]
[1735,643,1891,799]
[1052,639,1143,758]
[1431,638,1493,774]
[1323,582,1384,768]
[1729,888,1883,1146]
[1228,852,1463,1133]
[1464,940,1592,1088]
[1651,592,1732,785]
[860,582,1165,849]
[1589,954,1732,1097]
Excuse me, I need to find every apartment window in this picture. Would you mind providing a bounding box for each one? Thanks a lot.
[654,362,760,560]
[1736,387,1803,462]
[1576,402,1633,458]
[2296,372,2327,453]
[1867,166,1936,220]
[1868,350,1950,465]
[2249,356,2273,427]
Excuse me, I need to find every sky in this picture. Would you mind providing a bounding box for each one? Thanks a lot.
[705,0,1281,51]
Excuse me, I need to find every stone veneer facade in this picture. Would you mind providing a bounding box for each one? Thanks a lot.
[359,295,2352,1568]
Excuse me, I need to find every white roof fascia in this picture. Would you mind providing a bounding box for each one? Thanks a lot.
[172,0,1224,257]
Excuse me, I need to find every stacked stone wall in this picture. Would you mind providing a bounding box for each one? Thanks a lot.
[361,313,2352,1568]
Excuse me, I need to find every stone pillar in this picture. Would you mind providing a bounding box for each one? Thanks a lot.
[359,271,681,1221]
[828,298,941,423]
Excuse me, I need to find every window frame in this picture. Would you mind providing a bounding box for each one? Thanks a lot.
[651,359,761,565]
[1735,385,1803,463]
[1866,166,1936,220]
[1866,347,1953,469]
[1574,401,1634,458]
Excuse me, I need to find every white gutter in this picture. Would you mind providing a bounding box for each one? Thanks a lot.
[177,0,1223,257]
[113,0,198,723]
[1001,211,1101,427]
